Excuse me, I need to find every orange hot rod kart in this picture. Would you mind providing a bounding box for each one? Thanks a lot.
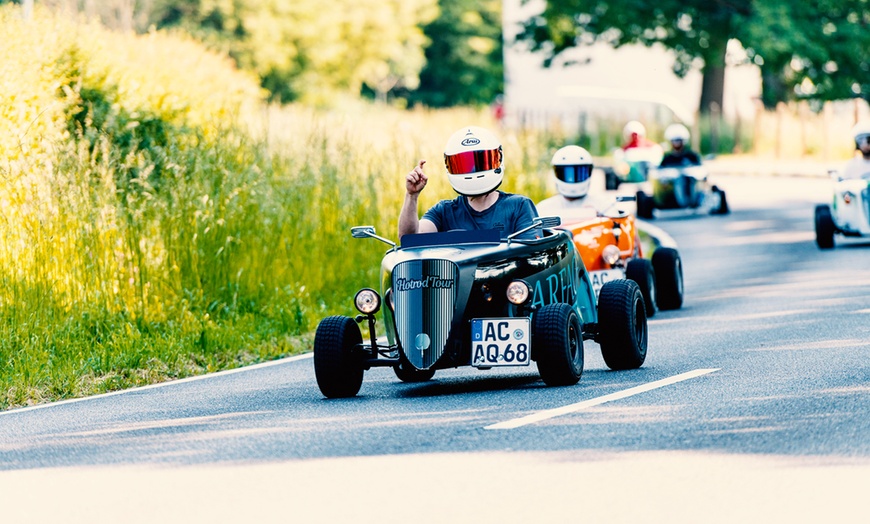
[556,196,684,316]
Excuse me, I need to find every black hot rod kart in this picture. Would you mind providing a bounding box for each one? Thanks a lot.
[313,217,649,398]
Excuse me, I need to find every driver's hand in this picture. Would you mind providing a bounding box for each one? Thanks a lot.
[406,160,428,195]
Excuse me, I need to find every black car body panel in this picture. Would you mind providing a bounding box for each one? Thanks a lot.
[379,229,597,370]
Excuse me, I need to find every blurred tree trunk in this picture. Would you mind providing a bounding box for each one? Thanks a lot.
[699,38,727,116]
[118,0,134,33]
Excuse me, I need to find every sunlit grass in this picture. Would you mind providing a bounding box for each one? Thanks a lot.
[0,7,563,409]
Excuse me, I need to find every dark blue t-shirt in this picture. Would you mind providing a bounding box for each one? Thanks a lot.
[422,191,539,238]
[660,150,701,167]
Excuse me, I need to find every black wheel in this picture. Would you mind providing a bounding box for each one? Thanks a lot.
[597,279,648,370]
[814,204,835,249]
[710,186,729,215]
[313,316,364,398]
[717,188,730,214]
[626,258,656,317]
[533,303,584,386]
[604,169,621,191]
[394,357,436,383]
[652,247,684,310]
[636,190,654,219]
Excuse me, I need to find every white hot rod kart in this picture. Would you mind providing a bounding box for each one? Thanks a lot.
[815,171,870,249]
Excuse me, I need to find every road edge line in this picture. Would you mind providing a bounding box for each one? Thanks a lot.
[0,353,313,417]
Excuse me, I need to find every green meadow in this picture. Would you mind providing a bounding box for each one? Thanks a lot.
[0,8,559,409]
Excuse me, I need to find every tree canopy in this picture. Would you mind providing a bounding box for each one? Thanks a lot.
[8,0,504,107]
[742,1,870,108]
[151,0,438,104]
[404,0,504,107]
[517,0,870,113]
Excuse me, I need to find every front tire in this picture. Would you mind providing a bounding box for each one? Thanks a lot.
[313,316,364,398]
[652,247,684,310]
[626,258,656,317]
[597,280,648,370]
[814,204,835,249]
[534,303,584,386]
[636,190,654,219]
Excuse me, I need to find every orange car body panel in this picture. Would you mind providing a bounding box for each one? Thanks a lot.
[559,214,643,271]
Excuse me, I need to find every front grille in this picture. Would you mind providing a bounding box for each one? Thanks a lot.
[393,259,458,369]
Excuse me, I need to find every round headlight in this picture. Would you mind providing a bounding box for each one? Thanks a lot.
[602,244,621,266]
[506,280,530,305]
[354,288,381,315]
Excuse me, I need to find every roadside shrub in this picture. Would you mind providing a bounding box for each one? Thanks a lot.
[0,6,554,409]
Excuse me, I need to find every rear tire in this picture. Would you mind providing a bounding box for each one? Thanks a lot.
[636,190,654,219]
[534,303,584,386]
[314,316,364,398]
[711,186,730,215]
[394,357,436,383]
[597,280,648,370]
[814,204,835,249]
[652,247,684,310]
[626,258,656,317]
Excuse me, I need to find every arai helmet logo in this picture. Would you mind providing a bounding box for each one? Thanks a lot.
[461,137,480,146]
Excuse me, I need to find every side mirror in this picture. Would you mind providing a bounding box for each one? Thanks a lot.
[351,226,376,238]
[350,226,397,249]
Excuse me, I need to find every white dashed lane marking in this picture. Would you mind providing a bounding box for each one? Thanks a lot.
[485,368,720,430]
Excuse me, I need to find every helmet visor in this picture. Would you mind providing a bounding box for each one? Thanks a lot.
[445,147,502,175]
[554,164,592,184]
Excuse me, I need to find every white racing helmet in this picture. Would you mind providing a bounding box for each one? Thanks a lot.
[623,120,647,141]
[664,123,691,143]
[551,145,593,199]
[851,120,870,148]
[443,126,503,196]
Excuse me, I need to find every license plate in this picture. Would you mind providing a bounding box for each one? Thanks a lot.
[589,269,625,296]
[470,318,530,367]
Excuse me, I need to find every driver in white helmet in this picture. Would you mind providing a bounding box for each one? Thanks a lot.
[622,120,657,150]
[660,123,701,167]
[843,121,870,179]
[536,145,610,221]
[398,125,539,240]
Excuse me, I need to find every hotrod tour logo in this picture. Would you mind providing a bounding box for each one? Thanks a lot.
[396,276,455,292]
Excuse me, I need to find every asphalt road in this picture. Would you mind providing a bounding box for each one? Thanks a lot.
[0,173,868,524]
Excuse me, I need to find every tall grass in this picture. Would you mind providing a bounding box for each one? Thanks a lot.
[0,6,561,409]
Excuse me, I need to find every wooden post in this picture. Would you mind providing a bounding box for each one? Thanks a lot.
[822,102,831,161]
[775,102,785,159]
[710,102,721,155]
[733,111,742,154]
[752,99,764,155]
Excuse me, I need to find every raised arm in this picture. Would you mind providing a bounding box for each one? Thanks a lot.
[398,160,430,239]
